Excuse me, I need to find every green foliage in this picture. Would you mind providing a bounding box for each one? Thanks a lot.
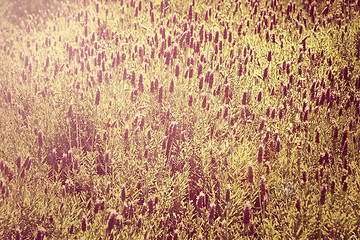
[1,0,360,239]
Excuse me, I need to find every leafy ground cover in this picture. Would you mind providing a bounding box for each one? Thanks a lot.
[1,0,360,239]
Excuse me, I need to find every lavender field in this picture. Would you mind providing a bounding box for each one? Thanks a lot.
[1,0,360,239]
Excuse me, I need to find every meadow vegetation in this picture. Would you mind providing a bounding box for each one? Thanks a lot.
[1,0,360,239]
